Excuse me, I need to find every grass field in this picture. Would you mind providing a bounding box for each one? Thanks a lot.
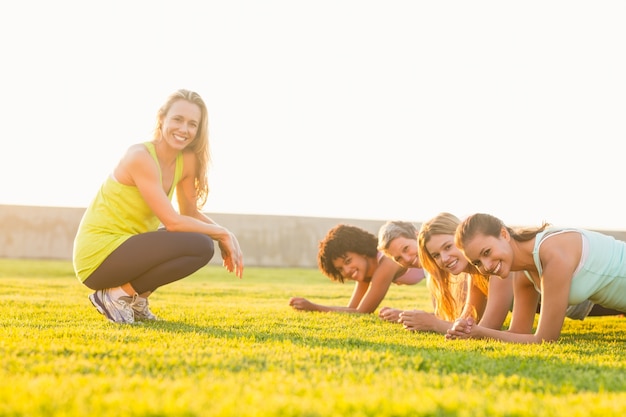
[0,258,625,417]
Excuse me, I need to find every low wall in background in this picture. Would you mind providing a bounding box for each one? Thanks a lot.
[0,205,394,268]
[3,205,626,269]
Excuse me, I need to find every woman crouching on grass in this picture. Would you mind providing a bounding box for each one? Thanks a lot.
[73,89,243,324]
[289,224,425,316]
[447,213,626,344]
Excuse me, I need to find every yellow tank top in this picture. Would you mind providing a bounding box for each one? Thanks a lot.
[72,142,183,282]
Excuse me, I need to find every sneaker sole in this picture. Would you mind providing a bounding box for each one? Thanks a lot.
[89,292,115,322]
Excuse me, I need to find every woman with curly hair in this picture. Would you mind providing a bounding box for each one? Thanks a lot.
[289,224,425,315]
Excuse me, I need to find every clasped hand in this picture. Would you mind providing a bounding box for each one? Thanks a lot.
[445,316,475,340]
[288,297,315,311]
[398,309,436,331]
[378,307,403,322]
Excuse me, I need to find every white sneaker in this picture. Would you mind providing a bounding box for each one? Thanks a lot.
[89,289,135,324]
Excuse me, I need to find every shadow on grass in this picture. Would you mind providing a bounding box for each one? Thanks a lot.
[135,313,626,393]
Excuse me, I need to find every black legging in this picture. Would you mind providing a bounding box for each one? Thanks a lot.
[588,304,625,316]
[83,231,215,294]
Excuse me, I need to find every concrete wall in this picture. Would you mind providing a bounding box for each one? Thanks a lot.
[0,205,394,268]
[3,204,626,268]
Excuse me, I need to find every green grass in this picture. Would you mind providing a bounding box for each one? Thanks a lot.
[0,258,625,417]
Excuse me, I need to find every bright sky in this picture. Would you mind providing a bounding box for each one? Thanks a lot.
[2,1,625,231]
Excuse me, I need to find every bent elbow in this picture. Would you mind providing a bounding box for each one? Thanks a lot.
[161,217,185,232]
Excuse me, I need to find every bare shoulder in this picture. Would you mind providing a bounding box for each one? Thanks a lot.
[540,230,582,253]
[538,231,582,271]
[124,143,151,159]
[117,143,156,169]
[378,255,401,271]
[113,143,155,185]
[375,255,404,280]
[177,149,195,174]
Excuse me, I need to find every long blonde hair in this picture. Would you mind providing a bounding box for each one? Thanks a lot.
[153,89,210,209]
[418,212,489,321]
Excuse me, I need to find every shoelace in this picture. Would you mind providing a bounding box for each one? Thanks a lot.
[129,293,147,310]
[129,293,139,305]
[114,296,135,321]
[128,294,155,319]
